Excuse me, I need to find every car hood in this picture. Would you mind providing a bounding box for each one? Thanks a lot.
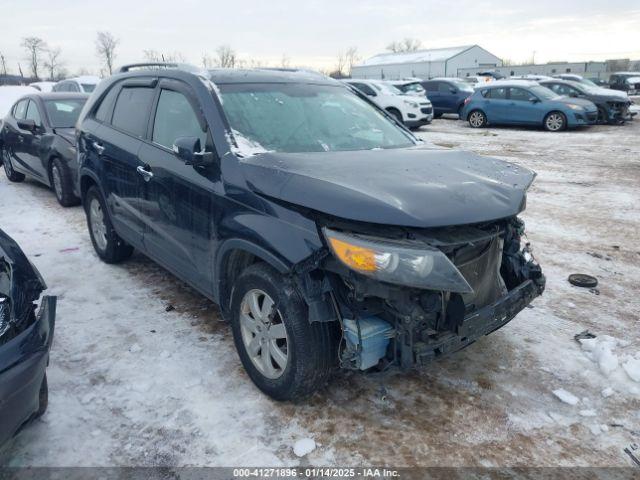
[557,97,597,110]
[591,88,629,101]
[54,127,76,145]
[240,147,536,228]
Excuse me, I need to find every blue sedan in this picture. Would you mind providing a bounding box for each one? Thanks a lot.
[460,81,598,131]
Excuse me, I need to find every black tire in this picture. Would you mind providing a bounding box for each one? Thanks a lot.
[568,274,598,288]
[543,111,567,132]
[597,106,609,125]
[2,148,25,182]
[35,373,48,418]
[468,109,487,128]
[230,262,338,401]
[434,113,443,119]
[85,186,134,263]
[386,108,403,124]
[49,157,80,207]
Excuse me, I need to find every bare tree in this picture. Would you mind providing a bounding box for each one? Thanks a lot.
[21,37,47,80]
[95,31,119,75]
[280,54,290,68]
[0,51,7,75]
[386,38,422,53]
[201,53,214,68]
[143,49,186,63]
[216,45,237,68]
[44,47,63,80]
[344,46,360,76]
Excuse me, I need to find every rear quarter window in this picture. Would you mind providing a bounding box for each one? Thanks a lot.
[94,86,120,123]
[110,87,155,138]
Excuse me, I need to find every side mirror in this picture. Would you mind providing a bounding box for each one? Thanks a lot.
[17,119,36,132]
[529,97,539,103]
[450,88,458,94]
[172,136,215,167]
[569,92,579,98]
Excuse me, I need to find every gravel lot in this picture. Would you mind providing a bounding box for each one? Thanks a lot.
[1,115,639,467]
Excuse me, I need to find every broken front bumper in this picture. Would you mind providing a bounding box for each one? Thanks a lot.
[414,279,541,365]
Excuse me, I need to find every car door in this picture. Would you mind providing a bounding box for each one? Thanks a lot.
[507,87,541,125]
[483,86,509,123]
[438,81,456,112]
[97,80,157,248]
[137,81,219,290]
[18,100,48,180]
[422,81,442,113]
[3,99,28,169]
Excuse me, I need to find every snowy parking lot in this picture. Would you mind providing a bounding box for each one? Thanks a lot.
[1,114,639,467]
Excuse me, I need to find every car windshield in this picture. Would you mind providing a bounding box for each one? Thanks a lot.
[81,83,96,92]
[529,85,558,100]
[218,83,415,154]
[44,98,87,127]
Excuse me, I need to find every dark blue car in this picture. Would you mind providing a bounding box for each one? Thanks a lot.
[460,81,598,131]
[421,78,474,117]
[0,229,56,449]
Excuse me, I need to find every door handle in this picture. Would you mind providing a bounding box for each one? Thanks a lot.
[136,165,154,182]
[92,141,105,154]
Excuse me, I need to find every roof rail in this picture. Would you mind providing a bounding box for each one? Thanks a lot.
[116,62,210,78]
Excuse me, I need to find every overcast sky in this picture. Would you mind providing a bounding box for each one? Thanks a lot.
[2,0,639,76]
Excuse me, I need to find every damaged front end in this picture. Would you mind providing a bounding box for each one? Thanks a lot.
[293,217,544,371]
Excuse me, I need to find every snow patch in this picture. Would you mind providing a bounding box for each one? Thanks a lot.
[226,129,270,158]
[293,438,316,457]
[622,357,640,382]
[601,387,614,398]
[553,389,580,406]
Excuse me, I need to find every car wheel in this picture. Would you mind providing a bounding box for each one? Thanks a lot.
[85,186,134,263]
[35,374,48,418]
[468,110,487,128]
[544,111,567,132]
[49,158,80,207]
[2,148,25,182]
[230,262,338,401]
[597,106,609,124]
[386,108,403,124]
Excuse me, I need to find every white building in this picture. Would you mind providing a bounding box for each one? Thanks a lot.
[458,61,609,80]
[351,45,502,80]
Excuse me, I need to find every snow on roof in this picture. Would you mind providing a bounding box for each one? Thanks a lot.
[358,45,474,67]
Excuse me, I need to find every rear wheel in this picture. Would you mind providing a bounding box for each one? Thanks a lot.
[544,111,566,132]
[49,158,80,207]
[468,110,487,128]
[2,149,25,182]
[85,186,134,263]
[230,263,338,401]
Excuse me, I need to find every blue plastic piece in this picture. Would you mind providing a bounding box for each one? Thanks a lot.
[343,316,394,370]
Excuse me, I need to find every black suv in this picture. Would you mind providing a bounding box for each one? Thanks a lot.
[76,63,545,400]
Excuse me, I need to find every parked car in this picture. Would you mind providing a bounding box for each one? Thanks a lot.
[388,80,427,97]
[0,228,56,449]
[608,72,640,95]
[509,74,553,81]
[52,76,100,94]
[461,75,494,89]
[539,78,634,124]
[587,77,610,87]
[1,92,88,206]
[343,79,432,127]
[76,64,544,400]
[421,78,474,117]
[28,81,57,93]
[461,80,598,131]
[551,74,602,88]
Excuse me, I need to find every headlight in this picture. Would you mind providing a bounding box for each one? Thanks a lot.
[403,100,419,108]
[568,104,584,111]
[323,228,473,293]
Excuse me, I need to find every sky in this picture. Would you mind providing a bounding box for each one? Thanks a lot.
[1,0,639,77]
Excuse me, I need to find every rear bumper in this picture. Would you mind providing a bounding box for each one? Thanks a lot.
[0,296,56,448]
[414,279,542,364]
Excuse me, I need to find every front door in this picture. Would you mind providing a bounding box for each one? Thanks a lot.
[18,100,47,181]
[138,82,219,290]
[508,87,543,125]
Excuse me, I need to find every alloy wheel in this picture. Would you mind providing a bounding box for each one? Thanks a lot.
[546,113,564,131]
[89,198,108,252]
[469,111,485,127]
[239,289,288,379]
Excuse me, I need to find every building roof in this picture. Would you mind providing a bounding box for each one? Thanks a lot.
[358,45,476,67]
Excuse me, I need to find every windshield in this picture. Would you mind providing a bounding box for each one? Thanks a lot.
[81,83,96,93]
[44,98,87,128]
[529,85,558,100]
[398,83,425,94]
[218,83,415,154]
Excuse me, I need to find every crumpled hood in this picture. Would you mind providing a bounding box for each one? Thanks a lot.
[54,127,76,145]
[558,97,598,111]
[240,147,536,228]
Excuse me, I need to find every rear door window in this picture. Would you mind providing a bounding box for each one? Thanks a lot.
[95,86,120,123]
[423,82,437,92]
[487,87,507,99]
[111,87,155,138]
[437,82,451,93]
[152,89,206,150]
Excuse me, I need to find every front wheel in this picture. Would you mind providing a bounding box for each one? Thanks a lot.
[544,111,567,132]
[85,186,134,263]
[230,263,338,401]
[2,149,25,182]
[386,108,403,124]
[50,158,80,207]
[468,110,487,128]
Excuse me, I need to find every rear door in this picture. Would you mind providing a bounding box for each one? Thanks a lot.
[19,100,48,180]
[483,86,509,123]
[438,81,456,112]
[3,99,28,169]
[97,80,157,248]
[423,81,442,113]
[138,80,218,289]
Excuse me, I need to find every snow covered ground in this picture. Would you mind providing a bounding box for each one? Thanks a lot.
[1,116,639,467]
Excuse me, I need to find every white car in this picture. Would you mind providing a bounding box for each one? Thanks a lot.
[53,75,101,93]
[29,81,57,92]
[344,79,432,128]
